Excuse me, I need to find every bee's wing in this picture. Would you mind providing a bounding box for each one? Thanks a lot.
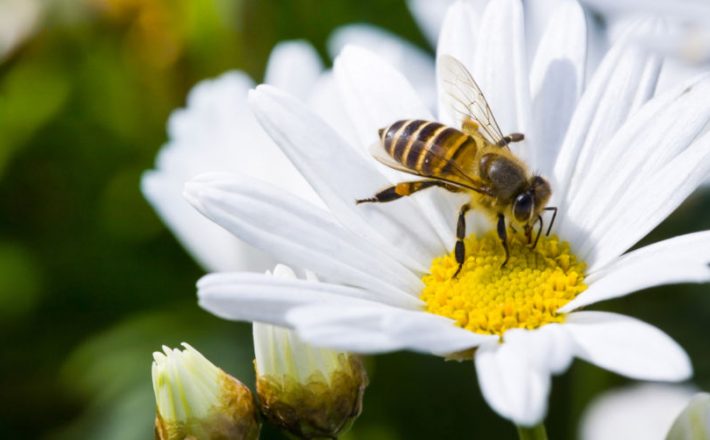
[368,141,492,195]
[439,54,506,146]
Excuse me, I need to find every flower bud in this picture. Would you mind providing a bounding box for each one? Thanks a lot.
[254,322,368,439]
[152,343,260,440]
[667,392,710,440]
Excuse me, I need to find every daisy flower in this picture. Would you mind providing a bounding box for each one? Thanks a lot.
[187,0,710,428]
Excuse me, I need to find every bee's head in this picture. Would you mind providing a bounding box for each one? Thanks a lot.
[512,176,551,225]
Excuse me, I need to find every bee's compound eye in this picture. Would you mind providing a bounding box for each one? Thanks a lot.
[513,193,533,223]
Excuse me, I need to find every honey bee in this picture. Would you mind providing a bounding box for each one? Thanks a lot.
[356,55,557,277]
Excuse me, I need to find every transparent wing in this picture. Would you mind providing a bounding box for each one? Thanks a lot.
[439,54,506,146]
[368,141,491,195]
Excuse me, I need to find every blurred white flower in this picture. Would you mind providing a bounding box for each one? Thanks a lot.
[580,383,697,440]
[0,0,42,60]
[188,0,710,427]
[581,0,710,64]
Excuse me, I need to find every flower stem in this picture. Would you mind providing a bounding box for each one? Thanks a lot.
[516,423,548,440]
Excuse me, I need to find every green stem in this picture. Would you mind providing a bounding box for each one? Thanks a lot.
[516,423,548,440]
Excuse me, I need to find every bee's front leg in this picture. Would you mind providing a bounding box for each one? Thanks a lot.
[453,203,471,278]
[497,133,525,147]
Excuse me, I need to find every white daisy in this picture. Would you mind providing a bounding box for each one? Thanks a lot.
[186,0,709,428]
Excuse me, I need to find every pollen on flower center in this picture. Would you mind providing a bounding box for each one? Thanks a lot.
[420,232,587,336]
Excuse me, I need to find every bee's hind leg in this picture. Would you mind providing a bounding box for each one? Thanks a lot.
[356,180,459,204]
[453,203,471,278]
[497,214,510,268]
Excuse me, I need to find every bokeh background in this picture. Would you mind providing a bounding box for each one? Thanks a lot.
[1,0,708,438]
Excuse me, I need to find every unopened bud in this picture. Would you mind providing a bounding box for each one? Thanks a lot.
[151,343,260,440]
[254,323,368,439]
[667,392,710,440]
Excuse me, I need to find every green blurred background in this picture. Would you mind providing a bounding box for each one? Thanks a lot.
[0,0,708,438]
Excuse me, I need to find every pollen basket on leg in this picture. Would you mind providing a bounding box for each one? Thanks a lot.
[421,233,587,336]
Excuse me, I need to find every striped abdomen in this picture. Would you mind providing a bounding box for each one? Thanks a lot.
[379,119,477,176]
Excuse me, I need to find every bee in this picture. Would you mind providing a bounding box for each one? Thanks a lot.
[356,55,557,277]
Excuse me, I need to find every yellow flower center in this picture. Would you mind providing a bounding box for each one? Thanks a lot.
[421,232,587,336]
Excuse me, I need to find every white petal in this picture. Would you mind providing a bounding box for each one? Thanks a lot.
[334,45,433,149]
[436,1,481,125]
[523,0,566,61]
[528,0,586,176]
[184,172,423,297]
[328,24,437,111]
[333,45,458,248]
[406,0,459,46]
[506,325,575,375]
[554,20,663,212]
[197,273,378,328]
[307,71,359,144]
[141,171,272,272]
[565,311,692,381]
[585,128,710,270]
[167,71,254,143]
[249,84,442,272]
[199,271,423,310]
[436,1,480,75]
[562,231,710,312]
[475,338,551,426]
[473,0,532,162]
[561,74,710,263]
[287,304,496,355]
[264,40,323,101]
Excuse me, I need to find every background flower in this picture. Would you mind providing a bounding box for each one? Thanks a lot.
[580,383,697,440]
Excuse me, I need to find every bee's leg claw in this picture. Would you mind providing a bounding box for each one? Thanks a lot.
[531,215,543,249]
[356,186,402,204]
[453,263,463,279]
[497,214,510,269]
